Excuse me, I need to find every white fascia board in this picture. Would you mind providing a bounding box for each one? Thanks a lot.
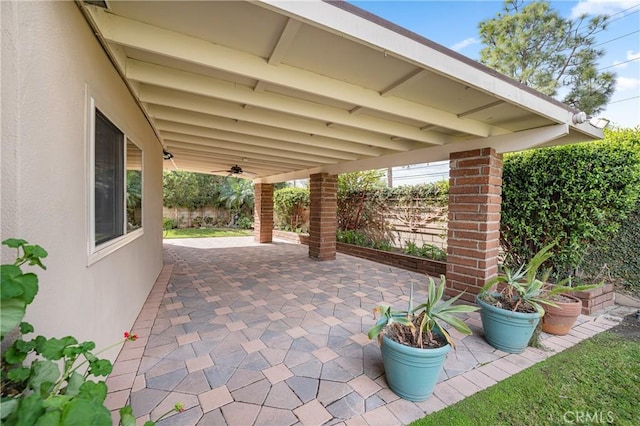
[258,0,601,140]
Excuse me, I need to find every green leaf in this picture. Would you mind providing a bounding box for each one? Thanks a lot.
[20,321,34,334]
[38,336,78,360]
[2,238,28,249]
[119,406,136,426]
[1,265,25,298]
[33,409,61,426]
[60,398,112,426]
[78,381,108,404]
[42,394,72,411]
[7,367,31,383]
[1,297,27,338]
[4,344,29,365]
[64,372,85,397]
[0,398,19,420]
[29,360,60,395]
[88,359,113,377]
[16,393,46,425]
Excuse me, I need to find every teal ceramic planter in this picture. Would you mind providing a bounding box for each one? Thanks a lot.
[380,335,450,402]
[477,294,542,354]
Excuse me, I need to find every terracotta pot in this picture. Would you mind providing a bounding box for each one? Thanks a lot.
[542,294,582,335]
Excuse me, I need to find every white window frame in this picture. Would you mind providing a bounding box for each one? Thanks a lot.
[87,94,143,265]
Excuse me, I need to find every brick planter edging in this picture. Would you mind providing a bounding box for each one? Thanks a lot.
[572,283,615,315]
[272,230,446,277]
[336,242,447,277]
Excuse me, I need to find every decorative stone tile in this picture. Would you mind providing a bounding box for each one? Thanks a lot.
[300,304,317,312]
[263,382,303,410]
[361,405,402,426]
[323,317,343,327]
[205,295,221,303]
[348,375,381,399]
[185,355,214,373]
[198,386,233,413]
[263,364,294,384]
[327,391,365,419]
[226,321,248,332]
[253,406,298,426]
[329,297,344,304]
[221,401,261,425]
[242,339,267,353]
[286,376,319,403]
[267,312,286,321]
[251,299,268,307]
[351,308,370,317]
[286,327,308,339]
[293,399,333,426]
[176,332,200,346]
[214,307,233,316]
[283,293,298,300]
[166,302,184,311]
[312,347,339,363]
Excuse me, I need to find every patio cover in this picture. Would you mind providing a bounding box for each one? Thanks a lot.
[78,0,603,183]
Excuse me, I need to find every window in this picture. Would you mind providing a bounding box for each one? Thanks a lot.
[90,106,143,258]
[95,110,125,245]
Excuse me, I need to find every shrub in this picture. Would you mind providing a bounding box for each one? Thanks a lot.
[500,128,640,278]
[236,216,253,229]
[273,187,309,231]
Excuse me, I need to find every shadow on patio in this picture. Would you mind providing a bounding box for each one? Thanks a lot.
[106,237,619,425]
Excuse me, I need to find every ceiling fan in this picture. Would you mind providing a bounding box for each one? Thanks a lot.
[211,164,256,178]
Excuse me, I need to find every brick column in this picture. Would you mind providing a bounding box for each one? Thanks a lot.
[254,183,273,244]
[446,148,503,303]
[309,173,337,261]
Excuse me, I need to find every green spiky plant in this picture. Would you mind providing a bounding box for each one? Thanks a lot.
[368,275,479,349]
[479,243,601,315]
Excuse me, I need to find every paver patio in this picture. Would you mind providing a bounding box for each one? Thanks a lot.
[107,237,621,425]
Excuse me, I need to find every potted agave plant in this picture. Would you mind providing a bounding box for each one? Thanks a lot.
[477,244,598,352]
[368,275,478,402]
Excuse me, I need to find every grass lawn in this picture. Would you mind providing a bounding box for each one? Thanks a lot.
[412,331,640,426]
[163,228,253,239]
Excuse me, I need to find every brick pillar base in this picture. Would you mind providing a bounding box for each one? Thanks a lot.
[446,148,503,303]
[254,183,273,244]
[309,173,337,261]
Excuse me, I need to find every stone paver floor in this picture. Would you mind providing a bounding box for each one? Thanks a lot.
[106,237,621,425]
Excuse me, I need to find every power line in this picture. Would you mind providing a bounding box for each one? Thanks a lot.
[599,57,640,71]
[595,29,640,47]
[608,95,640,105]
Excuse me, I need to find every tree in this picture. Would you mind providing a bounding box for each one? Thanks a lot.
[478,0,615,115]
[219,177,255,222]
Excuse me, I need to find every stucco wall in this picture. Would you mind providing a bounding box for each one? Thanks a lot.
[1,1,163,359]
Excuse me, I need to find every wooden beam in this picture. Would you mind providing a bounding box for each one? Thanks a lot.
[146,104,383,157]
[88,7,501,137]
[127,60,447,147]
[380,69,426,97]
[268,18,301,65]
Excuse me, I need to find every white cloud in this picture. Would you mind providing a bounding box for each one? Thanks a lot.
[627,50,640,61]
[450,37,479,52]
[615,76,640,91]
[570,0,639,18]
[613,51,640,68]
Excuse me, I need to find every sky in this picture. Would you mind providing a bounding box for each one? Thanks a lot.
[348,0,640,185]
[350,0,640,128]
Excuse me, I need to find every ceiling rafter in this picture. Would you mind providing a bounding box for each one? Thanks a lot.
[268,18,301,65]
[138,85,414,151]
[155,119,363,161]
[157,127,347,164]
[87,6,504,138]
[380,69,427,97]
[165,143,318,169]
[147,104,386,157]
[126,60,447,147]
[458,100,506,118]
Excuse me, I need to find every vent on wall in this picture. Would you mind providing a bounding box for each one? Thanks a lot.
[84,1,108,9]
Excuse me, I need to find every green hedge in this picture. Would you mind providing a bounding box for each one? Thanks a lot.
[273,187,309,231]
[501,128,640,279]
